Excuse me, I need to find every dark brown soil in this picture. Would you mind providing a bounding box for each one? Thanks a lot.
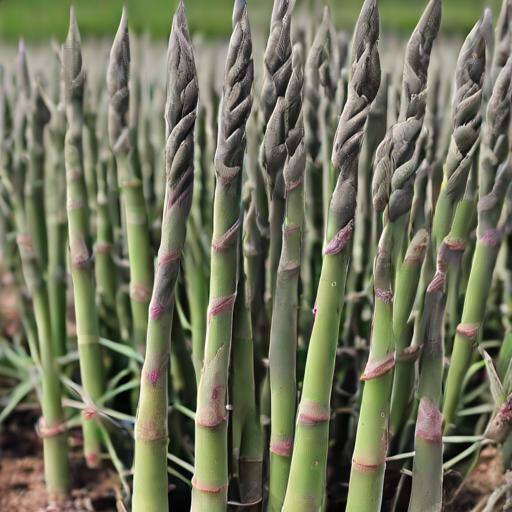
[0,411,120,512]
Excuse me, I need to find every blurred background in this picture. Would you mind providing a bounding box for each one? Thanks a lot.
[0,0,504,41]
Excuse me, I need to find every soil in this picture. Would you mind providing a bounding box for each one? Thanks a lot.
[0,411,120,512]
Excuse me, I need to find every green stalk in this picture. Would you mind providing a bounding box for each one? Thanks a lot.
[316,8,337,232]
[0,68,70,503]
[231,239,263,507]
[268,45,305,511]
[83,93,98,215]
[192,3,253,509]
[107,9,154,353]
[283,2,380,507]
[132,4,198,510]
[96,121,119,330]
[302,34,324,333]
[347,225,394,511]
[261,0,292,307]
[17,231,70,502]
[46,53,68,359]
[349,2,442,508]
[409,241,448,512]
[443,50,512,431]
[390,229,428,436]
[18,42,49,272]
[445,160,478,341]
[62,9,105,467]
[184,218,209,382]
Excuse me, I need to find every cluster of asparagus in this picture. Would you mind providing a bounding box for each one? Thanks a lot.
[2,0,512,510]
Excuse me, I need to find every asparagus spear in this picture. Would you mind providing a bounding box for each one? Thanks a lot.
[431,11,491,251]
[230,232,263,507]
[45,48,68,360]
[261,0,292,307]
[282,1,381,508]
[62,7,105,468]
[107,8,154,353]
[132,3,198,510]
[192,1,253,509]
[443,53,512,430]
[0,58,70,504]
[268,43,305,511]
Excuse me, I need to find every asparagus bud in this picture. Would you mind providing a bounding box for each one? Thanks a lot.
[372,0,442,218]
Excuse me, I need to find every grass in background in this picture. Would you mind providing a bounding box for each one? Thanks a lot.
[0,0,503,41]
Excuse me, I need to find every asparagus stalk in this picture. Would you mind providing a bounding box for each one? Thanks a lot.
[301,14,327,336]
[282,1,381,508]
[347,4,441,509]
[389,228,429,437]
[95,94,119,332]
[46,48,68,359]
[230,235,263,507]
[409,60,512,496]
[443,53,512,431]
[17,42,49,274]
[107,9,154,353]
[0,61,70,504]
[268,43,305,511]
[62,8,105,467]
[132,3,198,510]
[315,8,337,231]
[83,89,98,215]
[192,2,253,509]
[409,249,446,511]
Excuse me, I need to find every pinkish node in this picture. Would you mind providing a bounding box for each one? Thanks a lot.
[147,368,161,386]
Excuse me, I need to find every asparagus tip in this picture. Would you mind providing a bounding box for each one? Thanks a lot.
[233,0,247,26]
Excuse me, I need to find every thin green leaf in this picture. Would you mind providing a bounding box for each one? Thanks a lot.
[479,346,505,406]
[457,404,494,416]
[100,379,139,404]
[167,453,195,474]
[167,466,191,487]
[106,368,132,392]
[99,337,144,364]
[443,440,492,471]
[99,425,131,497]
[0,379,35,423]
[172,402,196,421]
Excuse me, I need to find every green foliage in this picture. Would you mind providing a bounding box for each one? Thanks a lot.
[0,0,502,41]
